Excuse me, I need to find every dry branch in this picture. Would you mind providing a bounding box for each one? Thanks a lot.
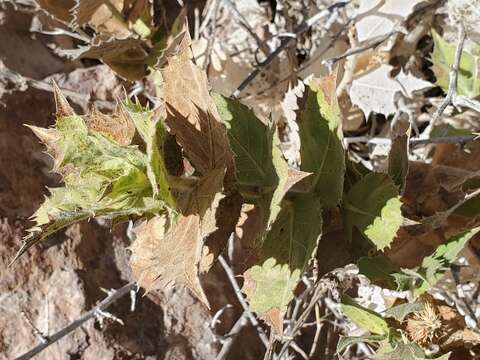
[15,282,136,360]
[232,0,351,97]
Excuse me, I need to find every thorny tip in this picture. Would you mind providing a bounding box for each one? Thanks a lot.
[52,80,75,118]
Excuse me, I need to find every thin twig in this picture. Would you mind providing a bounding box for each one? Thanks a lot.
[218,255,269,347]
[271,284,329,360]
[238,16,352,101]
[344,134,479,147]
[290,340,308,359]
[215,312,248,360]
[430,23,466,127]
[308,304,323,357]
[204,0,221,71]
[21,311,48,344]
[15,282,136,360]
[325,27,402,66]
[232,0,351,97]
[451,264,480,328]
[222,0,264,49]
[211,304,234,339]
[336,27,359,96]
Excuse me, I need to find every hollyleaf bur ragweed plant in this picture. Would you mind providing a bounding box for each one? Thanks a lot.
[12,7,480,358]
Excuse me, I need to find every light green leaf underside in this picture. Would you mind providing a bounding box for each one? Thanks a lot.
[341,295,389,336]
[344,173,402,250]
[243,257,301,318]
[374,342,451,360]
[413,227,480,295]
[431,29,480,98]
[123,99,176,207]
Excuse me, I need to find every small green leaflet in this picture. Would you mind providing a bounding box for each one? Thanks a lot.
[358,255,399,289]
[383,302,424,322]
[374,227,480,295]
[242,258,301,334]
[374,342,450,360]
[344,173,402,250]
[431,29,480,97]
[298,75,345,208]
[340,295,389,336]
[413,227,480,295]
[337,334,386,354]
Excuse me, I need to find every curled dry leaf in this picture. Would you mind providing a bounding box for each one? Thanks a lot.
[72,0,131,38]
[59,37,150,81]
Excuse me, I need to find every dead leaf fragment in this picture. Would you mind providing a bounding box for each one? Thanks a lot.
[349,64,432,117]
[355,0,425,43]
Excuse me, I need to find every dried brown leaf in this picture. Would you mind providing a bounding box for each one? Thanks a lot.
[72,0,130,38]
[87,106,135,146]
[130,214,210,307]
[160,27,233,177]
[60,37,149,81]
[36,0,75,22]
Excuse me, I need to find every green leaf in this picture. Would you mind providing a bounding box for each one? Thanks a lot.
[358,255,398,289]
[413,227,480,295]
[375,342,450,360]
[242,257,301,334]
[261,195,322,270]
[243,194,322,332]
[214,94,272,185]
[364,197,403,249]
[383,302,424,322]
[341,295,389,336]
[122,99,176,207]
[337,334,386,353]
[298,76,345,208]
[431,29,480,98]
[344,173,402,250]
[214,95,308,228]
